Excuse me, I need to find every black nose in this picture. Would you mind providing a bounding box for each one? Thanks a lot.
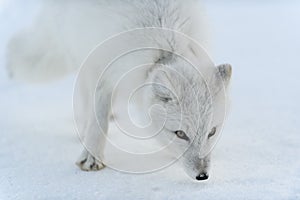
[196,173,209,181]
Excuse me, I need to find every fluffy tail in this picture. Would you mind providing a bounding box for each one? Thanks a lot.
[6,2,77,83]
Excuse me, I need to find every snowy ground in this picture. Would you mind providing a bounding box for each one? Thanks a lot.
[1,1,300,199]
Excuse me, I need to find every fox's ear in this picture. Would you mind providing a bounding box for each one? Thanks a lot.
[151,69,175,103]
[216,64,232,88]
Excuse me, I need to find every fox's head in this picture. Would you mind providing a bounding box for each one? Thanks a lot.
[147,56,232,181]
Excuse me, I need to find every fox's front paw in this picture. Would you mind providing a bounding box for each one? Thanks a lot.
[76,150,105,171]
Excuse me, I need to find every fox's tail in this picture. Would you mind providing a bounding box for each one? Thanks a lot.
[6,2,77,83]
[6,30,77,83]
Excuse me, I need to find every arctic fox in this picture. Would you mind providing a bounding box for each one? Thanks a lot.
[7,0,232,181]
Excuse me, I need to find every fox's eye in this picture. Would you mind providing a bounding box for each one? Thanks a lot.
[158,96,172,103]
[174,130,189,141]
[208,127,217,138]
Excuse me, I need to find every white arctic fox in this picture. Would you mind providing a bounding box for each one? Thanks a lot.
[7,0,232,181]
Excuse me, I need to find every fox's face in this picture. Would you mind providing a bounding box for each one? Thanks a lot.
[148,59,232,181]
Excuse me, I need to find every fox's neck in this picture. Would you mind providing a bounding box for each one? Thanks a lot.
[127,0,193,32]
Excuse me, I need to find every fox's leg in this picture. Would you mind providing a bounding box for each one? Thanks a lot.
[76,87,112,171]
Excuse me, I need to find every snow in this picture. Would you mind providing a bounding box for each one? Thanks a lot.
[1,1,300,199]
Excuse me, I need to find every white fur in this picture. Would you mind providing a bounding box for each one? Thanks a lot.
[7,0,231,180]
